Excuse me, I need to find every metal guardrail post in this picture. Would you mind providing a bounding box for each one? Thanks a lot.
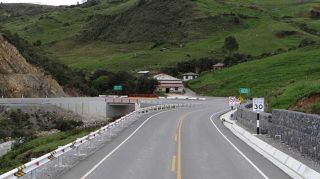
[31,158,36,179]
[57,146,64,167]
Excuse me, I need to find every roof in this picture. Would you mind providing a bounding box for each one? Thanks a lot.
[213,63,225,67]
[154,73,181,81]
[137,71,150,74]
[182,72,199,76]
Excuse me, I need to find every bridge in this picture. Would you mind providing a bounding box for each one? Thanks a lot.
[0,97,139,119]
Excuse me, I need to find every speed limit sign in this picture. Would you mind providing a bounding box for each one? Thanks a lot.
[253,98,264,112]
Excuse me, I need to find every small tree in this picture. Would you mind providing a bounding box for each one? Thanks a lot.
[223,36,239,54]
[135,76,158,94]
[33,40,42,46]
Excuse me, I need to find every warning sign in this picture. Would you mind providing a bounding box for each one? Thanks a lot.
[229,96,236,107]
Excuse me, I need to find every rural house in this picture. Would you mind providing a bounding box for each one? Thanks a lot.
[153,73,184,93]
[182,72,199,81]
[213,63,225,71]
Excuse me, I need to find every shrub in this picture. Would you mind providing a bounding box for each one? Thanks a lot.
[53,118,83,131]
[223,36,239,54]
[299,38,316,48]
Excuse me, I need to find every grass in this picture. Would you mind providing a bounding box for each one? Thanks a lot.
[188,46,320,111]
[269,80,320,110]
[1,0,319,72]
[0,127,96,174]
[45,15,317,71]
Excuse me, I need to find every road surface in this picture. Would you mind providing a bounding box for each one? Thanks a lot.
[59,98,290,179]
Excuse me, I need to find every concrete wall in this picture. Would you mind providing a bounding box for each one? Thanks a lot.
[0,97,137,120]
[235,103,320,163]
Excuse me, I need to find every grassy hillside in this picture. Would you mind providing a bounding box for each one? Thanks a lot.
[1,0,319,72]
[1,0,320,111]
[188,46,320,112]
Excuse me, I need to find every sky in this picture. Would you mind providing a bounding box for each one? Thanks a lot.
[0,0,85,6]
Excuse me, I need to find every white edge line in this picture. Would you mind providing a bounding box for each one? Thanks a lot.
[80,110,170,179]
[209,112,269,179]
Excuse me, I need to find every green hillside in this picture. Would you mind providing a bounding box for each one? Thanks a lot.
[1,0,319,71]
[188,46,320,113]
[1,0,320,112]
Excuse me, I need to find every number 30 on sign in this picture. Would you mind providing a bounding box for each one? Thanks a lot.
[253,98,264,113]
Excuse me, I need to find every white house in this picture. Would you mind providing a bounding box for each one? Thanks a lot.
[182,72,199,81]
[154,73,184,93]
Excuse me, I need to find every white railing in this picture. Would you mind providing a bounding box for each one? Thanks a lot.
[0,103,193,179]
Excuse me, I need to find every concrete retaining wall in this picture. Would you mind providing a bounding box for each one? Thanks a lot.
[0,98,138,120]
[234,104,320,164]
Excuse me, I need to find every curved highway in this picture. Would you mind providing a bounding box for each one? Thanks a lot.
[59,98,290,179]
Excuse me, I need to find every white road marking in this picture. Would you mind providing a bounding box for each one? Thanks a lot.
[80,110,171,179]
[209,112,269,179]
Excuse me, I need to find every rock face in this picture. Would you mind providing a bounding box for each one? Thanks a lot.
[0,35,66,97]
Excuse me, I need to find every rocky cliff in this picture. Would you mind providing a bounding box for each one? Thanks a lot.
[0,35,66,97]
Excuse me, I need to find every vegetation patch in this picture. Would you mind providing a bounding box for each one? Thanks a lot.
[0,109,83,140]
[0,127,95,174]
[189,46,320,112]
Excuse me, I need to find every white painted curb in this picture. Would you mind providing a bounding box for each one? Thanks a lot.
[220,111,320,179]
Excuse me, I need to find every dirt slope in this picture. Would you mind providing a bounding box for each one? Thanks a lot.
[0,35,66,97]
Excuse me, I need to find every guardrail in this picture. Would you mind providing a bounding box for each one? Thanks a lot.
[158,96,206,100]
[0,103,193,179]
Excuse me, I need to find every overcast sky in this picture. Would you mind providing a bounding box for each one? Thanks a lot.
[0,0,85,6]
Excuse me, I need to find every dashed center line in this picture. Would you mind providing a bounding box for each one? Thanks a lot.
[171,155,177,172]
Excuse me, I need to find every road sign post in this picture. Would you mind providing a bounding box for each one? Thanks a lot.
[229,96,236,110]
[253,98,264,135]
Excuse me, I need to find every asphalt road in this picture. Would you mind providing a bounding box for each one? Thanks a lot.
[59,98,290,179]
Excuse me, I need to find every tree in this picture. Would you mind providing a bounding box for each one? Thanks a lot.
[223,36,239,54]
[135,77,158,94]
[33,40,42,46]
[223,53,248,67]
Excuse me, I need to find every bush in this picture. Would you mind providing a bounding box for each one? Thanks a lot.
[299,38,316,48]
[224,53,249,67]
[310,9,320,19]
[33,39,42,46]
[223,36,239,54]
[53,118,83,131]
